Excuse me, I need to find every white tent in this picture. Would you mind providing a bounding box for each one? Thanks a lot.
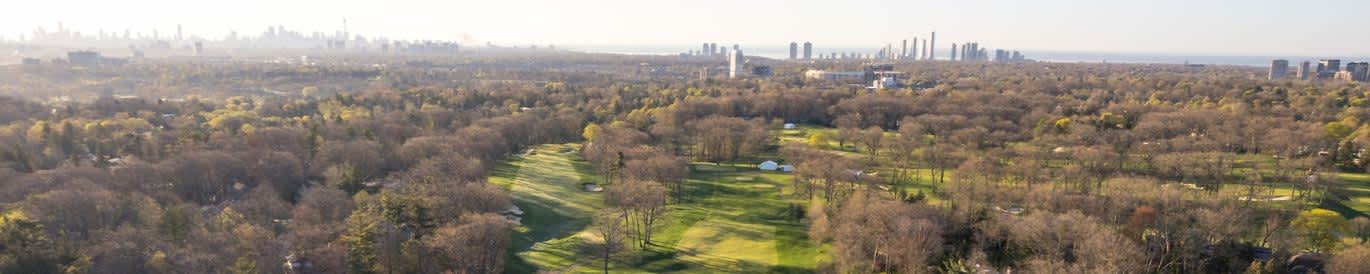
[759,160,779,171]
[783,123,797,129]
[779,165,794,172]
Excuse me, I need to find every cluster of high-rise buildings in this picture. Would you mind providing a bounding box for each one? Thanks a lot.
[948,42,1024,63]
[787,42,814,60]
[1270,59,1370,82]
[9,22,462,56]
[779,32,1026,63]
[694,43,741,57]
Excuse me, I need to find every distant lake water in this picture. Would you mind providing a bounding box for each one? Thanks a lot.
[562,45,1369,67]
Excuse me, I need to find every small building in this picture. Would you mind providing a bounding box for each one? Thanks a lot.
[759,160,779,171]
[779,165,794,172]
[751,65,774,77]
[805,70,864,81]
[67,51,102,66]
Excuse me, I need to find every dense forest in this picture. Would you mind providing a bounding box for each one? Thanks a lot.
[2,53,1370,273]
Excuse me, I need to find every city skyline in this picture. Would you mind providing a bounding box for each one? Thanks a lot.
[4,0,1370,56]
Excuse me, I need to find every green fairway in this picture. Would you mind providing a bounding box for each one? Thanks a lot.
[492,144,604,273]
[493,144,826,273]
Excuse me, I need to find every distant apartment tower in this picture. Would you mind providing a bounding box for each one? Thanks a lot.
[1297,61,1312,80]
[1269,59,1289,80]
[728,49,744,79]
[910,37,918,59]
[950,43,958,61]
[901,40,908,59]
[1347,62,1370,82]
[802,42,813,60]
[702,43,711,56]
[929,32,936,60]
[1318,59,1342,78]
[921,40,928,60]
[789,42,798,60]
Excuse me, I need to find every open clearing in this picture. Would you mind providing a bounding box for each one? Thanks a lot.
[492,144,825,273]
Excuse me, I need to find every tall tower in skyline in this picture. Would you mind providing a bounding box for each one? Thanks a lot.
[1297,61,1312,80]
[901,40,908,59]
[1269,59,1289,80]
[729,49,744,79]
[921,40,928,60]
[789,42,798,60]
[1348,62,1370,82]
[910,37,918,59]
[802,42,812,60]
[929,32,936,60]
[951,43,958,61]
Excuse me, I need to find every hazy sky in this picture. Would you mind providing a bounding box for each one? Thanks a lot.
[5,0,1369,56]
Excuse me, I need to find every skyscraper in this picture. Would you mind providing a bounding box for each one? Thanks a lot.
[901,40,908,59]
[702,43,711,56]
[1269,59,1289,80]
[729,49,744,79]
[921,40,928,60]
[789,42,798,60]
[910,37,918,59]
[1297,61,1312,80]
[950,43,957,61]
[1348,62,1370,82]
[929,32,936,60]
[1318,59,1342,78]
[802,42,812,60]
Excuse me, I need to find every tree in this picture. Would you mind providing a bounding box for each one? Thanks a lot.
[0,210,63,274]
[1327,244,1370,274]
[807,131,833,149]
[686,116,768,163]
[1290,209,1351,253]
[831,194,944,273]
[341,197,382,274]
[624,155,689,200]
[1353,217,1370,244]
[856,126,885,159]
[606,180,668,249]
[591,211,627,274]
[425,213,511,274]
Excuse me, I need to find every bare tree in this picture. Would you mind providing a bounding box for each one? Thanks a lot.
[590,211,627,274]
[606,180,669,249]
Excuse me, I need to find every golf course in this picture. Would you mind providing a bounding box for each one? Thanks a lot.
[491,144,827,273]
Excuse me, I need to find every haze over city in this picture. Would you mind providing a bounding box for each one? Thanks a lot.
[5,0,1370,57]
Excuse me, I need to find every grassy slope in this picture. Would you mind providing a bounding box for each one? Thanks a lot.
[491,144,605,273]
[493,144,826,273]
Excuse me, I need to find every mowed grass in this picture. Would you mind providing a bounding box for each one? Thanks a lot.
[492,144,826,273]
[492,144,604,273]
[1338,173,1370,215]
